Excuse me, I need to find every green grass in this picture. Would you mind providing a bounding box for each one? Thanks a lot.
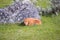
[0,0,13,8]
[36,0,51,8]
[0,0,60,40]
[0,15,60,40]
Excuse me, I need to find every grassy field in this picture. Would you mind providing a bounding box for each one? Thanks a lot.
[0,0,60,40]
[36,0,51,8]
[0,0,13,8]
[0,15,60,40]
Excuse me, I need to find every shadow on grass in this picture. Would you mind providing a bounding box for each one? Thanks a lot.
[17,22,25,27]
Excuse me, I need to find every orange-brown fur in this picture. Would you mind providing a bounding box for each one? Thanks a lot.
[24,18,41,26]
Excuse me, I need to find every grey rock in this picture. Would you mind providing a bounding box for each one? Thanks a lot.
[0,1,40,23]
